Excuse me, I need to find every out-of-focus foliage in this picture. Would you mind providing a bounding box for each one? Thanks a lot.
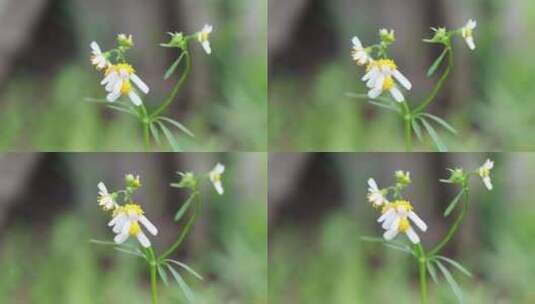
[269,0,535,151]
[0,154,267,303]
[268,154,535,303]
[0,0,266,151]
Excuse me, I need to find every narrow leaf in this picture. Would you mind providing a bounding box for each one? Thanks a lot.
[420,113,458,134]
[107,104,137,116]
[158,265,169,286]
[174,193,196,222]
[444,189,465,217]
[167,264,195,303]
[436,256,473,278]
[436,260,464,304]
[114,247,145,258]
[368,100,400,113]
[85,97,108,103]
[149,123,161,146]
[166,259,204,280]
[360,236,413,255]
[345,92,394,104]
[164,53,185,80]
[427,261,439,284]
[411,119,423,142]
[157,121,182,152]
[159,117,195,138]
[427,48,449,76]
[420,117,448,152]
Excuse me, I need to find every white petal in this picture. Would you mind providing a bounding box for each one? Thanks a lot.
[352,36,362,48]
[108,214,121,227]
[98,182,108,194]
[214,163,225,174]
[114,230,129,244]
[390,87,405,102]
[383,227,399,241]
[483,177,493,190]
[406,227,420,244]
[214,182,224,195]
[130,74,149,94]
[408,211,428,231]
[202,41,212,54]
[392,70,412,90]
[377,208,394,223]
[128,91,143,106]
[100,72,114,86]
[90,41,101,53]
[368,87,382,99]
[368,178,378,191]
[136,232,151,248]
[139,216,158,236]
[466,37,476,50]
[107,90,121,102]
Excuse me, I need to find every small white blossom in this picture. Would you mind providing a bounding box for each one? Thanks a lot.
[367,178,388,207]
[197,24,213,55]
[461,19,477,50]
[101,63,149,106]
[351,36,370,66]
[97,182,117,211]
[90,42,109,70]
[109,204,158,248]
[362,59,412,102]
[209,163,225,195]
[478,159,494,190]
[378,200,427,244]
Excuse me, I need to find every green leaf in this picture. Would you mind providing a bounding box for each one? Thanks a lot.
[368,100,400,113]
[420,117,448,152]
[107,104,137,117]
[411,119,423,142]
[157,265,169,286]
[166,259,204,280]
[360,236,413,255]
[427,261,439,284]
[167,264,195,303]
[427,48,449,76]
[85,97,109,103]
[114,247,145,258]
[420,113,457,135]
[444,189,465,217]
[156,121,182,152]
[436,260,464,304]
[436,256,473,278]
[159,117,195,138]
[164,53,185,80]
[345,92,394,104]
[174,193,196,222]
[149,122,161,146]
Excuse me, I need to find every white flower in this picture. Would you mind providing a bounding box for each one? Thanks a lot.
[362,59,412,103]
[478,159,494,190]
[109,204,158,248]
[97,182,117,211]
[378,200,427,244]
[209,163,225,195]
[461,19,477,50]
[197,24,213,55]
[351,36,370,66]
[101,63,149,106]
[90,41,109,70]
[367,178,388,207]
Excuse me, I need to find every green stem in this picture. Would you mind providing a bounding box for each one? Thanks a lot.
[143,121,150,151]
[402,101,412,152]
[416,244,428,304]
[413,46,453,114]
[159,190,201,261]
[148,247,158,304]
[151,51,191,119]
[428,186,469,256]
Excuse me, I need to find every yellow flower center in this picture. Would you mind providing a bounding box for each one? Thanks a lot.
[213,174,221,183]
[105,63,135,76]
[399,218,410,232]
[124,203,144,215]
[199,31,209,42]
[121,80,132,94]
[383,75,395,90]
[128,221,141,236]
[463,28,473,38]
[480,168,490,177]
[381,200,413,214]
[366,59,397,72]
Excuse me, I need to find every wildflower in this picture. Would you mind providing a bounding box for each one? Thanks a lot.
[351,36,370,66]
[367,178,388,207]
[362,59,412,102]
[395,170,411,186]
[197,24,213,54]
[101,63,149,106]
[209,163,225,195]
[125,174,141,189]
[109,203,158,248]
[378,200,427,244]
[461,19,477,50]
[478,159,494,190]
[379,28,395,44]
[117,33,134,48]
[97,182,117,211]
[90,42,109,70]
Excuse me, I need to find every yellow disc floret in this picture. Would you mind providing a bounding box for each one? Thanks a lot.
[128,221,141,236]
[399,218,410,232]
[366,59,398,72]
[105,63,135,76]
[381,200,413,214]
[383,75,394,90]
[120,80,132,94]
[124,203,144,215]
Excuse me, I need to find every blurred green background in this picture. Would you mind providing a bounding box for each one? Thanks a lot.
[269,153,535,303]
[0,0,266,151]
[0,153,267,303]
[269,0,535,151]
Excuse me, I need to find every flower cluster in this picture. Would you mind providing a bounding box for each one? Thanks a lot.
[97,174,158,248]
[367,171,427,244]
[174,163,226,196]
[441,158,494,191]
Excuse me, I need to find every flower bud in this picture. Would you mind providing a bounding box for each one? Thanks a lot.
[379,28,396,44]
[423,27,449,44]
[395,170,411,186]
[173,172,198,189]
[117,33,134,48]
[440,168,466,185]
[125,174,141,189]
